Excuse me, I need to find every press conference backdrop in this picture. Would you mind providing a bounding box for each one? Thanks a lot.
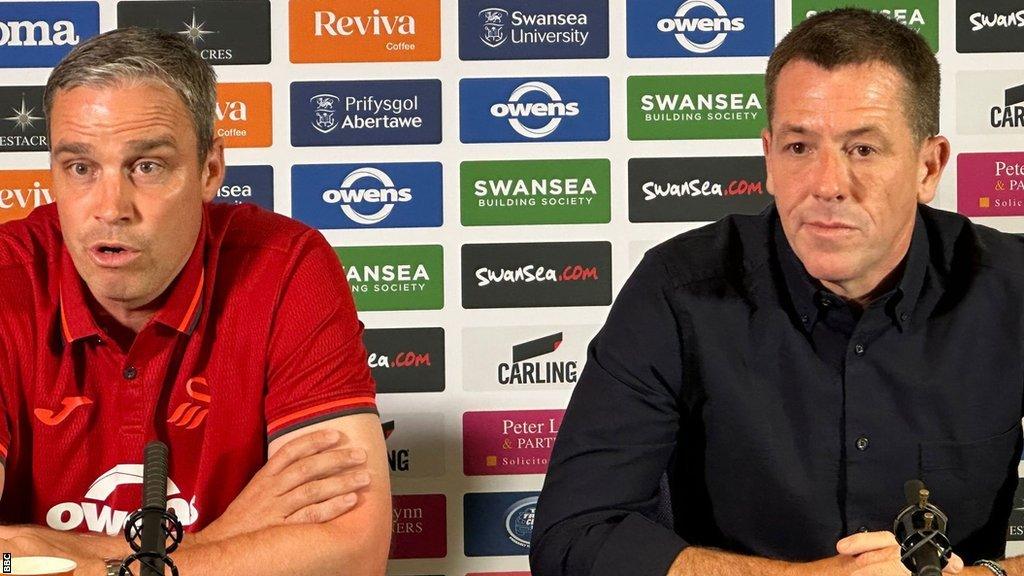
[1,0,1023,573]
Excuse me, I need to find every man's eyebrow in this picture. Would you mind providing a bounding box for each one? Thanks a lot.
[125,137,177,154]
[777,124,812,136]
[51,142,92,156]
[841,125,886,139]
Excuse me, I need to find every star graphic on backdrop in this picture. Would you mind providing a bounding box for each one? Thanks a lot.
[178,10,217,45]
[5,95,43,132]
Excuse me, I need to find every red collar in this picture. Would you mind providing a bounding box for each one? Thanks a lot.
[59,212,207,343]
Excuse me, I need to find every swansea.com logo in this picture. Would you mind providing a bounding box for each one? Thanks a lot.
[475,263,598,287]
[657,0,744,54]
[320,166,412,226]
[489,81,579,139]
[46,465,199,535]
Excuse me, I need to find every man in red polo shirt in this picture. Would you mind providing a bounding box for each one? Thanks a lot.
[0,28,391,575]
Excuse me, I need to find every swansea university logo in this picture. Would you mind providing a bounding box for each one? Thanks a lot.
[627,0,773,57]
[479,7,508,47]
[460,76,609,143]
[311,93,341,134]
[292,162,442,230]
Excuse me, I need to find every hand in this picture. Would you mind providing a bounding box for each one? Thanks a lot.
[794,531,964,576]
[0,533,105,575]
[199,428,372,543]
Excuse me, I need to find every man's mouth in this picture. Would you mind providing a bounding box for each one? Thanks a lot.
[88,242,141,267]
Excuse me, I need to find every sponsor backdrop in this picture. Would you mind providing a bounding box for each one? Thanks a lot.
[3,0,1024,573]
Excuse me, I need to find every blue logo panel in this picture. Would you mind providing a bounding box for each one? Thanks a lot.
[459,0,609,60]
[292,162,443,230]
[0,2,99,68]
[460,76,609,143]
[464,491,540,557]
[290,80,442,147]
[627,0,774,58]
[216,165,274,211]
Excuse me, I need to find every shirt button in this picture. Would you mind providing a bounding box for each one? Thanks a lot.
[856,436,870,451]
[123,365,138,380]
[800,314,810,324]
[854,343,866,356]
[858,526,868,533]
[900,312,909,322]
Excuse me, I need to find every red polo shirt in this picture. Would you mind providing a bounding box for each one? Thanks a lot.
[0,202,376,534]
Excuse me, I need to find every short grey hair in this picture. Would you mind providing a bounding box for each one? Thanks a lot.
[44,27,218,162]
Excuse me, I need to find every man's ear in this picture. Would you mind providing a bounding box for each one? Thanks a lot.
[200,137,226,203]
[762,127,776,197]
[916,135,950,205]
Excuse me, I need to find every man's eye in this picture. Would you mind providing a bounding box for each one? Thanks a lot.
[71,163,90,176]
[786,143,806,154]
[135,161,160,174]
[853,145,875,157]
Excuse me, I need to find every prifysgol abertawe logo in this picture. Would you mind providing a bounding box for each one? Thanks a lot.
[47,465,198,535]
[658,0,744,54]
[499,332,577,385]
[490,81,579,139]
[310,92,423,133]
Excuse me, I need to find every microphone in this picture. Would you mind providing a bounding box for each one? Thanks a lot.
[140,441,169,576]
[893,479,952,576]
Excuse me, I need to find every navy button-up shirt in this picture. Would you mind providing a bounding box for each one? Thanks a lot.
[531,205,1024,576]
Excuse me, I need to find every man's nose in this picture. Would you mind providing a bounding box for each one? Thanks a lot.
[811,149,848,202]
[93,171,135,225]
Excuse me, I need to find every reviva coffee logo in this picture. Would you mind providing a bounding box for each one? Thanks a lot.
[290,0,440,63]
[957,152,1024,216]
[463,409,564,475]
[215,83,272,148]
[0,169,52,223]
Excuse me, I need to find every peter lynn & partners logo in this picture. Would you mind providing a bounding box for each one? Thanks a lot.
[461,0,608,60]
[460,76,609,143]
[957,152,1024,216]
[463,409,563,475]
[627,0,774,57]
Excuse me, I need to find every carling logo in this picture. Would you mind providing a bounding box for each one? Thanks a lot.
[0,2,98,68]
[117,1,270,65]
[335,245,444,311]
[957,1,1024,53]
[291,80,442,146]
[290,0,440,62]
[380,412,445,477]
[463,324,597,392]
[956,71,1024,134]
[390,494,447,559]
[627,74,765,140]
[627,0,774,57]
[957,152,1024,216]
[215,165,274,211]
[461,158,611,226]
[628,156,771,222]
[293,162,442,230]
[363,327,446,393]
[459,0,609,60]
[215,82,272,147]
[463,409,564,475]
[460,76,609,143]
[464,492,540,556]
[462,241,611,308]
[0,169,52,223]
[0,86,47,152]
[793,1,939,52]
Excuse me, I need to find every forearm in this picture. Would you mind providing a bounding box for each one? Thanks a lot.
[0,525,129,560]
[667,547,801,576]
[995,556,1024,576]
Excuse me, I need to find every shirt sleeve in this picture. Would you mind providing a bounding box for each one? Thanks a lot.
[264,230,376,442]
[530,250,689,576]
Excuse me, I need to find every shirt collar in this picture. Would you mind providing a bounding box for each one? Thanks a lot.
[774,207,929,334]
[59,210,208,344]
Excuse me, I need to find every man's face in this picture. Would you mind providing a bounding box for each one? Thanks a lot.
[49,81,223,312]
[762,60,947,294]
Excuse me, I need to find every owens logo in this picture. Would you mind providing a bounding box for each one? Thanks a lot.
[489,81,579,139]
[322,166,412,225]
[35,396,92,426]
[168,377,210,430]
[658,0,744,54]
[47,465,198,534]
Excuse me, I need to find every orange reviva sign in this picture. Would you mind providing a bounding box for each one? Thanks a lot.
[289,0,440,63]
[0,170,52,224]
[215,83,272,148]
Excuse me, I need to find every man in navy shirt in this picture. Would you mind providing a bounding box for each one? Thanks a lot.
[532,9,1023,576]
